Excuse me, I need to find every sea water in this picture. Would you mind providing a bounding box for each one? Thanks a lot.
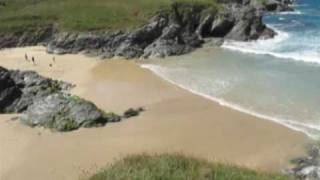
[142,0,320,138]
[223,0,320,64]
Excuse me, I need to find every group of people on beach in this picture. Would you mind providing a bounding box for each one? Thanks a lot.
[24,53,56,67]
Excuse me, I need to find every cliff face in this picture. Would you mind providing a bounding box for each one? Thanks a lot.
[0,26,54,49]
[0,0,293,59]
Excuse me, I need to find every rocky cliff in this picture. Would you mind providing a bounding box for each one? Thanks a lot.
[0,26,54,49]
[0,0,294,59]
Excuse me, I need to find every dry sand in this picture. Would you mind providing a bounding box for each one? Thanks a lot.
[0,47,311,180]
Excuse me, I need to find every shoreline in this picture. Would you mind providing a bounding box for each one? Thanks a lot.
[141,63,316,139]
[0,47,312,180]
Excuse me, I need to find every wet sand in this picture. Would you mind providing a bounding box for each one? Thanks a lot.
[0,47,311,180]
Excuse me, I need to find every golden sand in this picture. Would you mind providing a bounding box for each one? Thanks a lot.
[0,47,311,180]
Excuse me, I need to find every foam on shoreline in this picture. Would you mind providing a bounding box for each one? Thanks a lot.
[141,63,320,139]
[222,27,320,65]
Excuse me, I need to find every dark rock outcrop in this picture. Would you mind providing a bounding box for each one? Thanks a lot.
[47,3,211,59]
[20,93,121,131]
[123,107,144,119]
[47,32,114,55]
[0,67,22,113]
[47,1,277,59]
[0,66,142,131]
[288,143,320,180]
[0,0,294,59]
[209,14,235,37]
[3,69,72,113]
[0,26,54,49]
[225,5,276,41]
[263,0,294,12]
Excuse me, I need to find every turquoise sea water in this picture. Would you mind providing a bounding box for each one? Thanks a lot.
[142,0,320,138]
[224,0,320,64]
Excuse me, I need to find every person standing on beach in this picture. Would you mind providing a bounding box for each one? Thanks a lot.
[25,53,28,61]
[52,56,55,63]
[32,56,35,65]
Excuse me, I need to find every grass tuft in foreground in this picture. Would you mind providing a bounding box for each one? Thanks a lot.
[89,154,294,180]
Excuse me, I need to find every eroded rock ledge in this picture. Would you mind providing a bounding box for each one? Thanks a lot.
[0,0,294,59]
[46,0,278,59]
[0,66,142,131]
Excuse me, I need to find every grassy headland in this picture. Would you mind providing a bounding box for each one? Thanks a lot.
[0,0,220,33]
[89,154,293,180]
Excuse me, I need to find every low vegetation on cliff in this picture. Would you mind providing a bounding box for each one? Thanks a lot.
[1,0,288,57]
[0,0,219,32]
[89,154,293,180]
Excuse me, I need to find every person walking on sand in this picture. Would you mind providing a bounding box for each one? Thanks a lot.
[25,53,28,61]
[52,56,55,63]
[31,56,35,65]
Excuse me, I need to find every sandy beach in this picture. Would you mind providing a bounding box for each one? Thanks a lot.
[0,47,311,180]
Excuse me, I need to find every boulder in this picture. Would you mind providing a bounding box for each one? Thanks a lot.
[7,70,72,112]
[0,66,72,113]
[0,67,22,113]
[0,66,138,132]
[123,107,144,119]
[20,93,121,131]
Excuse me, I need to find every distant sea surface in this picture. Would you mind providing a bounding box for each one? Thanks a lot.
[142,0,320,138]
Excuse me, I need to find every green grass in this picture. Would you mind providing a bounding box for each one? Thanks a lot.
[89,154,294,180]
[0,0,219,33]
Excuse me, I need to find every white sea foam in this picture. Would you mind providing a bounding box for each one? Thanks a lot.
[278,10,303,15]
[141,64,320,139]
[292,4,308,7]
[222,28,320,64]
[139,3,320,139]
[223,44,320,64]
[223,27,290,48]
